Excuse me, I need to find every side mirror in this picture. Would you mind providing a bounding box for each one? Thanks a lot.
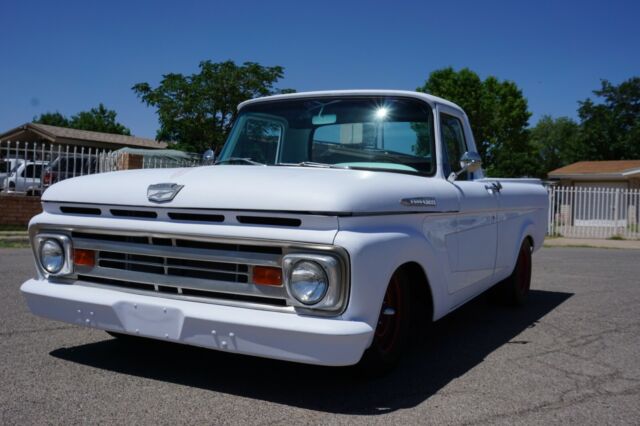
[448,151,482,182]
[202,149,215,164]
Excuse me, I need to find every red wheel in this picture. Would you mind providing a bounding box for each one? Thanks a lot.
[516,241,532,294]
[492,239,532,306]
[357,270,412,374]
[375,274,404,356]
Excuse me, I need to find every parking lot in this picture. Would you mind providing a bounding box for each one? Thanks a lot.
[1,246,639,425]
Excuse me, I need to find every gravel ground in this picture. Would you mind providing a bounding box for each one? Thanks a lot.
[1,247,639,425]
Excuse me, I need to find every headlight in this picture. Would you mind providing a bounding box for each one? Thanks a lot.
[283,253,347,312]
[34,234,73,276]
[289,260,328,305]
[39,239,65,274]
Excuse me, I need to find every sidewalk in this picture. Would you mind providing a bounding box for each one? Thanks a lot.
[544,237,640,250]
[0,231,29,247]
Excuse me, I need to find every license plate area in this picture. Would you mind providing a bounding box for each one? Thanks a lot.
[113,301,184,340]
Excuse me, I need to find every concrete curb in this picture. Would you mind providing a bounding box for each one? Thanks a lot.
[544,237,640,250]
[0,234,30,246]
[1,236,29,241]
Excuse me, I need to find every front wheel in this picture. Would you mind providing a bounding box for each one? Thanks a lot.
[356,270,413,374]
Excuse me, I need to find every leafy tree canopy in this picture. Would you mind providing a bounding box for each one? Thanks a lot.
[417,67,537,177]
[34,111,70,127]
[529,115,580,175]
[577,77,640,160]
[132,60,292,152]
[34,104,131,135]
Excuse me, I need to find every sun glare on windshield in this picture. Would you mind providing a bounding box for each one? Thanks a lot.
[374,107,389,120]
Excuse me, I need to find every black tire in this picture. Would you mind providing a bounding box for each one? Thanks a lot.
[356,269,413,375]
[492,239,532,306]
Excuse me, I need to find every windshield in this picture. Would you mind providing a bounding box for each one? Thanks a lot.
[218,96,436,175]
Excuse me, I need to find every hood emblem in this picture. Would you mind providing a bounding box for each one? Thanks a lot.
[401,197,437,207]
[147,183,184,203]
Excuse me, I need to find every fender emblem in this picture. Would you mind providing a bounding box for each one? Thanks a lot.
[400,197,437,207]
[147,183,184,203]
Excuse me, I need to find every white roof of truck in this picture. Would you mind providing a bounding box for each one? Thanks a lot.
[238,89,465,113]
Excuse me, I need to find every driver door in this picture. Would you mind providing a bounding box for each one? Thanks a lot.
[440,108,498,294]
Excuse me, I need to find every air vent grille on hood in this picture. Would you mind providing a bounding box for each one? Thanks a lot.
[56,205,303,228]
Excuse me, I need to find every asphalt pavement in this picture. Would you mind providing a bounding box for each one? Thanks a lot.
[1,247,639,425]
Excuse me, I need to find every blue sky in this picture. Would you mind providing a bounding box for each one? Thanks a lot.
[1,0,638,140]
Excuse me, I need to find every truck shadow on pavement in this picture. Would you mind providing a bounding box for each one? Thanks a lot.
[50,289,571,415]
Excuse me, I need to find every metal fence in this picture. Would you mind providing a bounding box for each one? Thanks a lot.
[1,141,202,196]
[4,141,639,241]
[547,186,640,240]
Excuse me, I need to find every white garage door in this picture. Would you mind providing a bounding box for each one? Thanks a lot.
[573,182,628,226]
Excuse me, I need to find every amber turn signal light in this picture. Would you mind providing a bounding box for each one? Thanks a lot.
[73,249,95,267]
[252,266,282,286]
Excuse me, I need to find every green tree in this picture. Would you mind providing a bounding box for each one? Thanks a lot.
[417,67,536,177]
[33,112,70,127]
[69,104,131,135]
[529,115,581,175]
[34,104,131,135]
[577,77,640,160]
[132,60,292,152]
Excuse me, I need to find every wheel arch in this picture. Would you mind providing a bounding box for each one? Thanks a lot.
[508,224,535,276]
[394,261,435,323]
[510,219,536,262]
[524,234,534,250]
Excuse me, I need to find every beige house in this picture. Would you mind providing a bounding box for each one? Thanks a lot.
[548,160,640,189]
[0,123,167,150]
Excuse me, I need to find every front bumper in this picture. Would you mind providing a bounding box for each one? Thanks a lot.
[21,279,373,366]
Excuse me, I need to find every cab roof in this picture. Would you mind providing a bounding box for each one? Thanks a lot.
[238,89,465,114]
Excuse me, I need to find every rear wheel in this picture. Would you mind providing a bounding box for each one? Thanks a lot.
[356,270,413,374]
[493,239,532,306]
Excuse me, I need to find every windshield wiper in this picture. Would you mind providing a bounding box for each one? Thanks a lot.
[276,161,348,169]
[215,157,265,166]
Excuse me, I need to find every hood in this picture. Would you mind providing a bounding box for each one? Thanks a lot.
[42,165,459,215]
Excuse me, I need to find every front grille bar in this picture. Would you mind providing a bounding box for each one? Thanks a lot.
[74,237,281,267]
[78,275,289,308]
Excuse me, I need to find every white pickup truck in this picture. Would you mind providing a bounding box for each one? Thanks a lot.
[21,90,548,371]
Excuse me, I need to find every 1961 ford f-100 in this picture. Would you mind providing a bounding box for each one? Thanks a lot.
[21,90,548,371]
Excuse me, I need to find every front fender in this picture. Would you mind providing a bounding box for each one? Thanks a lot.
[334,214,450,330]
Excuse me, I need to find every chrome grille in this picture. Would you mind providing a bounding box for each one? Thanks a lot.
[71,231,288,306]
[97,250,250,283]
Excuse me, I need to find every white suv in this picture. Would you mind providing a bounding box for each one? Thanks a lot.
[3,160,48,195]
